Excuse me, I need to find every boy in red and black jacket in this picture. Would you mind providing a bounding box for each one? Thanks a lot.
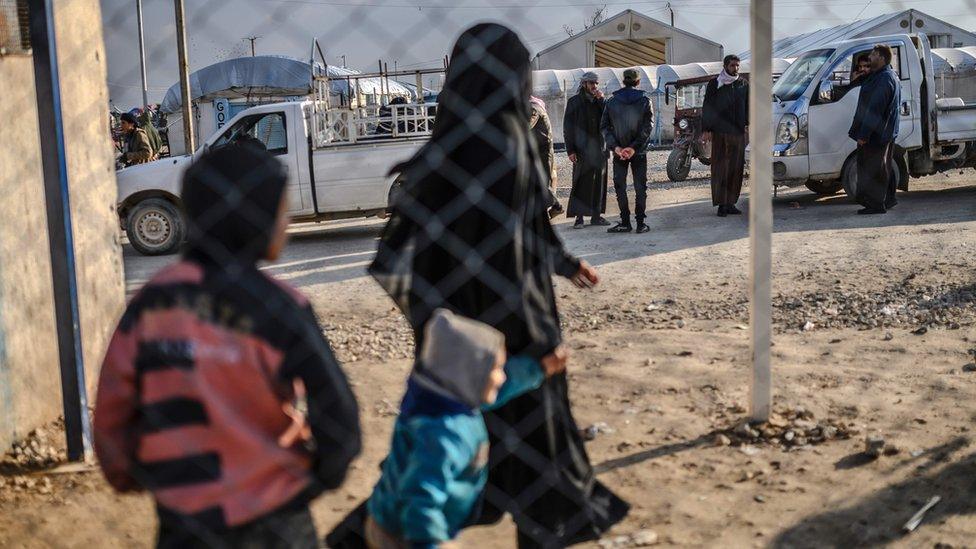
[94,143,361,548]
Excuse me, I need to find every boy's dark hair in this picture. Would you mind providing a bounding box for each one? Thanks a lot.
[873,44,893,65]
[723,54,741,67]
[120,112,138,125]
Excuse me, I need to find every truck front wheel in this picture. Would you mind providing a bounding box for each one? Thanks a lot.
[842,156,906,201]
[805,179,843,195]
[126,198,185,256]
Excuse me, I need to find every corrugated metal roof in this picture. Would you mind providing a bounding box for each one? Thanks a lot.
[740,12,895,60]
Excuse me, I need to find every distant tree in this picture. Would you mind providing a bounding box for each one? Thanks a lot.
[563,5,608,36]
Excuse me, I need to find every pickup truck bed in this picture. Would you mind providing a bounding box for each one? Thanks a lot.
[936,97,976,143]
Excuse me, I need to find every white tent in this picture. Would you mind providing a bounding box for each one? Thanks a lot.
[532,58,795,144]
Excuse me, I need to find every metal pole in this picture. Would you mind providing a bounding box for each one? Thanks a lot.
[749,0,773,422]
[137,0,149,107]
[28,0,93,462]
[174,0,195,153]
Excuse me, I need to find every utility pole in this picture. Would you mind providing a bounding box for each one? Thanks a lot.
[137,0,149,107]
[174,0,195,153]
[666,2,674,27]
[340,54,346,68]
[28,0,93,462]
[748,0,773,423]
[243,35,261,57]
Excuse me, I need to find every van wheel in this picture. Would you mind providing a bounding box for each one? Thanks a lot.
[805,179,843,195]
[385,176,405,216]
[126,198,185,256]
[842,155,905,201]
[667,148,691,182]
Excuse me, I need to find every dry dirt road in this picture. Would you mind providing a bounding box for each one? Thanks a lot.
[3,151,976,548]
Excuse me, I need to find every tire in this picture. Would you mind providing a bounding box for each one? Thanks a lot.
[126,198,185,256]
[666,148,691,182]
[842,154,905,200]
[805,179,843,195]
[841,156,859,199]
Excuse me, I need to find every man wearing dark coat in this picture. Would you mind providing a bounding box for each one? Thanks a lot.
[849,44,901,215]
[564,71,610,229]
[702,54,749,217]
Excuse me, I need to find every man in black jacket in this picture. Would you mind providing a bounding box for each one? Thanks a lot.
[601,68,654,234]
[849,44,901,215]
[702,55,749,217]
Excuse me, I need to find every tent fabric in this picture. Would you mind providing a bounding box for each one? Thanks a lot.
[530,58,794,98]
[932,47,976,73]
[739,13,894,60]
[160,56,413,114]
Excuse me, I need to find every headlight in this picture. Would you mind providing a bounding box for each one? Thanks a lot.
[678,118,689,130]
[776,114,799,144]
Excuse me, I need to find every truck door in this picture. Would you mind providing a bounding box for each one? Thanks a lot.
[209,110,305,214]
[891,44,920,150]
[808,48,872,177]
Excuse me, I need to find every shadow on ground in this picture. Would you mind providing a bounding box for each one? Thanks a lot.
[772,437,975,548]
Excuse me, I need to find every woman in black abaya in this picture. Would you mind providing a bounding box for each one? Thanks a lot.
[367,23,629,548]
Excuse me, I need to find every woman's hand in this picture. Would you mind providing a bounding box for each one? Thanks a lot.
[571,260,599,289]
[541,345,569,377]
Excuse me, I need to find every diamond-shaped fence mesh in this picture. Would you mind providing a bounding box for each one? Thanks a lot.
[9,0,976,547]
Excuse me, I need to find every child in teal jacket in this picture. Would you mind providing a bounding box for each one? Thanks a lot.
[365,309,559,548]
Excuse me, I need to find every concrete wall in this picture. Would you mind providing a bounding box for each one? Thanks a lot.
[534,11,723,70]
[0,0,125,450]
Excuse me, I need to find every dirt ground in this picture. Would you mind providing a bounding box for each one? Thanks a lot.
[3,150,976,548]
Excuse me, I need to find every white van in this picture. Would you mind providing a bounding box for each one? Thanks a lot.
[763,33,976,196]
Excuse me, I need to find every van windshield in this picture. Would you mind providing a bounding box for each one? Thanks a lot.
[771,49,834,102]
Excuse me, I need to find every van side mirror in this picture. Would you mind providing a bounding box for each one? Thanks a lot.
[818,80,834,103]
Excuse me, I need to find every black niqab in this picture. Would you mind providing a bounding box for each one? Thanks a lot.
[370,23,576,360]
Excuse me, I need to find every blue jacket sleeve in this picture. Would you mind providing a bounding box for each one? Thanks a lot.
[484,356,545,411]
[397,421,471,545]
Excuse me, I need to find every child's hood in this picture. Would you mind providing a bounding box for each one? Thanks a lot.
[410,309,504,410]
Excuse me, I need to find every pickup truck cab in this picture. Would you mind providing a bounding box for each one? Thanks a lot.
[116,100,428,255]
[763,32,976,196]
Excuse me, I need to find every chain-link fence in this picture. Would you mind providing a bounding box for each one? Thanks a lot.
[7,0,976,547]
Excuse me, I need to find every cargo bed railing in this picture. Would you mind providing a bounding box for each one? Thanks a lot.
[310,62,445,148]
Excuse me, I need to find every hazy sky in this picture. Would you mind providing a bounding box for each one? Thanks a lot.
[100,0,976,107]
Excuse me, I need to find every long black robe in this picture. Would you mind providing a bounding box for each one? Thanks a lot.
[334,23,628,549]
[564,91,608,218]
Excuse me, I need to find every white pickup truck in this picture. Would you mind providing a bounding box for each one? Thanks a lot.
[116,99,432,255]
[763,32,976,196]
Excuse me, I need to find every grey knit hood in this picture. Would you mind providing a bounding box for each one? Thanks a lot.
[411,309,505,408]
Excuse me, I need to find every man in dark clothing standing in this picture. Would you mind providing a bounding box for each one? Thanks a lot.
[119,112,155,166]
[601,68,654,234]
[564,72,611,229]
[849,44,901,215]
[702,55,749,217]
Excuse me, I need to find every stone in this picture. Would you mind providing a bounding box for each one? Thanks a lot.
[715,434,732,447]
[632,529,660,546]
[883,332,894,341]
[802,321,815,332]
[865,434,886,458]
[963,363,976,373]
[735,421,759,439]
[822,426,838,440]
[754,494,766,503]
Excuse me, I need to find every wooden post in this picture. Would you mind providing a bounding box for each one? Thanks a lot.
[174,0,195,153]
[749,0,773,422]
